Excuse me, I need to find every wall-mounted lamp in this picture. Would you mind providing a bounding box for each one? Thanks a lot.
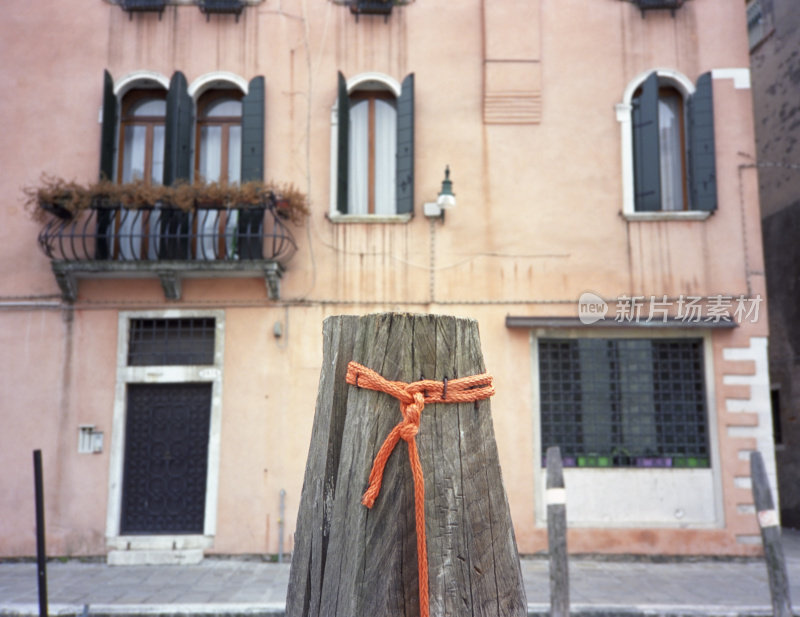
[424,166,457,219]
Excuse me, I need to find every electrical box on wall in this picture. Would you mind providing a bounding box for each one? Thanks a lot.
[78,425,104,454]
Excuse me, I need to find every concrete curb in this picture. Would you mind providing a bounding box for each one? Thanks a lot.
[0,603,786,617]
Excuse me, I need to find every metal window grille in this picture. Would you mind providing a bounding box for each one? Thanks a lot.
[128,318,216,366]
[539,338,709,468]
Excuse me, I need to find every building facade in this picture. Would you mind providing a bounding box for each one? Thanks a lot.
[748,0,800,527]
[0,0,773,563]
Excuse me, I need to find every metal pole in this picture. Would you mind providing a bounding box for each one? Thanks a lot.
[33,450,48,617]
[751,450,792,617]
[546,446,569,617]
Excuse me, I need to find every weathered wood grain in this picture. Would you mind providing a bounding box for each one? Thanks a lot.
[750,451,792,617]
[285,315,359,617]
[546,446,569,617]
[287,313,527,617]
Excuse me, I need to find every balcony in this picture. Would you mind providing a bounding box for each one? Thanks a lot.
[120,0,167,18]
[632,0,685,17]
[198,0,246,21]
[350,0,393,21]
[37,195,297,302]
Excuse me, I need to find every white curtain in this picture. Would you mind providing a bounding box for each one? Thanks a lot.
[147,210,161,260]
[118,126,147,259]
[658,96,685,212]
[199,126,222,182]
[228,125,242,184]
[348,101,369,215]
[198,126,223,259]
[151,125,165,185]
[118,209,145,260]
[374,100,397,215]
[226,126,242,257]
[122,125,146,183]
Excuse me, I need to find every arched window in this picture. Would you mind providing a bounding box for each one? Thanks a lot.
[195,91,243,184]
[98,82,168,261]
[98,71,265,260]
[119,91,167,185]
[333,72,414,218]
[348,91,397,215]
[622,71,717,215]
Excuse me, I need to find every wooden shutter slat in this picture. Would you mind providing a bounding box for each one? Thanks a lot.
[689,72,717,212]
[241,76,265,183]
[395,73,414,216]
[163,71,192,258]
[96,70,117,259]
[336,72,349,214]
[99,70,117,182]
[632,72,661,212]
[164,71,193,185]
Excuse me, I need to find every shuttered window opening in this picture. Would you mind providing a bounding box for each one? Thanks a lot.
[632,72,717,213]
[128,318,216,366]
[99,72,264,188]
[336,72,414,216]
[539,338,710,468]
[98,71,266,262]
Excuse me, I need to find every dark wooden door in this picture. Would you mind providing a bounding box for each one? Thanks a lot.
[121,383,212,534]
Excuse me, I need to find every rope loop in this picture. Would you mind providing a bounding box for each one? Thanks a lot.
[345,361,495,617]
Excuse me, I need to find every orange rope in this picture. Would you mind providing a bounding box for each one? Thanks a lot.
[345,361,495,617]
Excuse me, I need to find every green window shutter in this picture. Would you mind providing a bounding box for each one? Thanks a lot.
[96,70,117,260]
[99,70,117,182]
[688,72,717,212]
[164,71,193,185]
[241,76,265,182]
[632,72,661,212]
[396,73,414,216]
[163,71,192,259]
[336,71,350,214]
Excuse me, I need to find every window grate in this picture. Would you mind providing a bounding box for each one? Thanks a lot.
[128,318,216,366]
[539,338,709,468]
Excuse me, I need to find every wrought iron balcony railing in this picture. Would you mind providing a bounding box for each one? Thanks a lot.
[120,0,167,18]
[198,0,246,21]
[350,0,393,21]
[37,198,297,302]
[633,0,685,17]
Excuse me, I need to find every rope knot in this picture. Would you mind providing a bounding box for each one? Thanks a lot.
[345,361,495,617]
[400,392,425,432]
[398,418,420,442]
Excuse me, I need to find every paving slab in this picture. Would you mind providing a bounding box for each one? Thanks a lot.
[1,531,799,617]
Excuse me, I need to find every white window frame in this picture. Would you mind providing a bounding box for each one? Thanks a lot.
[531,328,724,529]
[105,309,225,564]
[616,69,711,222]
[328,72,411,223]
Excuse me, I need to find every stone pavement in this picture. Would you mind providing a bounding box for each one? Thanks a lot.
[2,531,799,617]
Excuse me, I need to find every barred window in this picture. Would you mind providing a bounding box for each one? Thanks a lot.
[539,338,709,468]
[128,318,216,366]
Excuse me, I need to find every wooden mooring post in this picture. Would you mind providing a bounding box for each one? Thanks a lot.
[286,313,527,617]
[546,446,569,617]
[750,450,792,617]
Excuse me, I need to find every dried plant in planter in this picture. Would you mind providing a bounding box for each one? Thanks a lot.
[266,181,310,226]
[23,175,90,222]
[24,176,311,226]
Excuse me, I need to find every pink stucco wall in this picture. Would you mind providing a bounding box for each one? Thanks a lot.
[0,0,770,558]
